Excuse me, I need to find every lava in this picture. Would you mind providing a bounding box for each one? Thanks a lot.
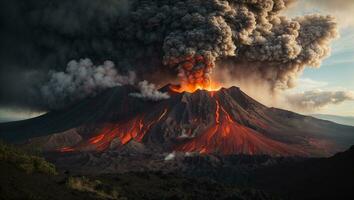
[58,146,75,152]
[61,108,169,152]
[170,81,221,93]
[215,99,220,124]
[89,134,105,144]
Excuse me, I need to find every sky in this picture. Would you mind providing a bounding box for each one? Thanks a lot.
[285,0,354,116]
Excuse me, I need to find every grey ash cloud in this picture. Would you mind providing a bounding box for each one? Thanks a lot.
[0,0,339,110]
[41,58,136,109]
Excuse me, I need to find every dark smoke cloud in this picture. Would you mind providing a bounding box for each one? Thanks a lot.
[0,0,338,110]
[287,90,354,112]
[217,14,338,92]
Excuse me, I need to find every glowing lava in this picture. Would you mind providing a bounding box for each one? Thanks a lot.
[170,81,221,93]
[60,109,169,152]
[59,146,75,152]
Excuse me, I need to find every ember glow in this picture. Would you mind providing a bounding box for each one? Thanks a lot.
[170,80,221,93]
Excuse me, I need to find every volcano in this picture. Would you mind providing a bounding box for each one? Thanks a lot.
[1,85,354,157]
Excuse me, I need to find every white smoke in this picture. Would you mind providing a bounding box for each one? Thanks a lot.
[41,58,136,109]
[286,90,354,112]
[164,152,176,161]
[130,81,170,101]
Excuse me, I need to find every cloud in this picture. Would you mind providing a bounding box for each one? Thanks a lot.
[286,90,354,112]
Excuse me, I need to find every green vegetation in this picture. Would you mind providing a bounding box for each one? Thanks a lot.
[0,141,57,175]
[66,176,127,200]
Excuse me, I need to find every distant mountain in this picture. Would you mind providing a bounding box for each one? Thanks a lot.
[311,114,354,126]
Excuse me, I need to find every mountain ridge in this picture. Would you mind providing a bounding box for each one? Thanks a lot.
[311,114,354,126]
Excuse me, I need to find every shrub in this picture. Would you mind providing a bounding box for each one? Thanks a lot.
[0,141,57,175]
[67,176,127,200]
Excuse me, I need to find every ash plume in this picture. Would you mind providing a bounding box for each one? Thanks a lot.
[0,0,339,109]
[287,0,354,29]
[286,90,354,112]
[130,81,170,101]
[41,59,136,109]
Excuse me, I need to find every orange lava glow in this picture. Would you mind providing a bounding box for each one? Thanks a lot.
[175,98,307,156]
[170,81,221,93]
[64,108,169,152]
[59,147,75,152]
[89,134,105,144]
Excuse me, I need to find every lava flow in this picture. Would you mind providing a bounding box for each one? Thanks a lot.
[175,95,304,156]
[59,108,168,152]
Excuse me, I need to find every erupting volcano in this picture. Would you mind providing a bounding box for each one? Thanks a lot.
[2,0,350,157]
[2,83,354,157]
[56,84,305,156]
[2,1,354,199]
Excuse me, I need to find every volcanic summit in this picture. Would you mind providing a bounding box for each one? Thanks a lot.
[1,85,354,157]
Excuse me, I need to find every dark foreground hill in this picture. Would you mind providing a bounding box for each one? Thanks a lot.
[251,145,354,200]
[1,142,353,200]
[0,142,281,200]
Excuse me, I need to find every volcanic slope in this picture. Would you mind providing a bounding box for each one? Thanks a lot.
[1,85,354,157]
